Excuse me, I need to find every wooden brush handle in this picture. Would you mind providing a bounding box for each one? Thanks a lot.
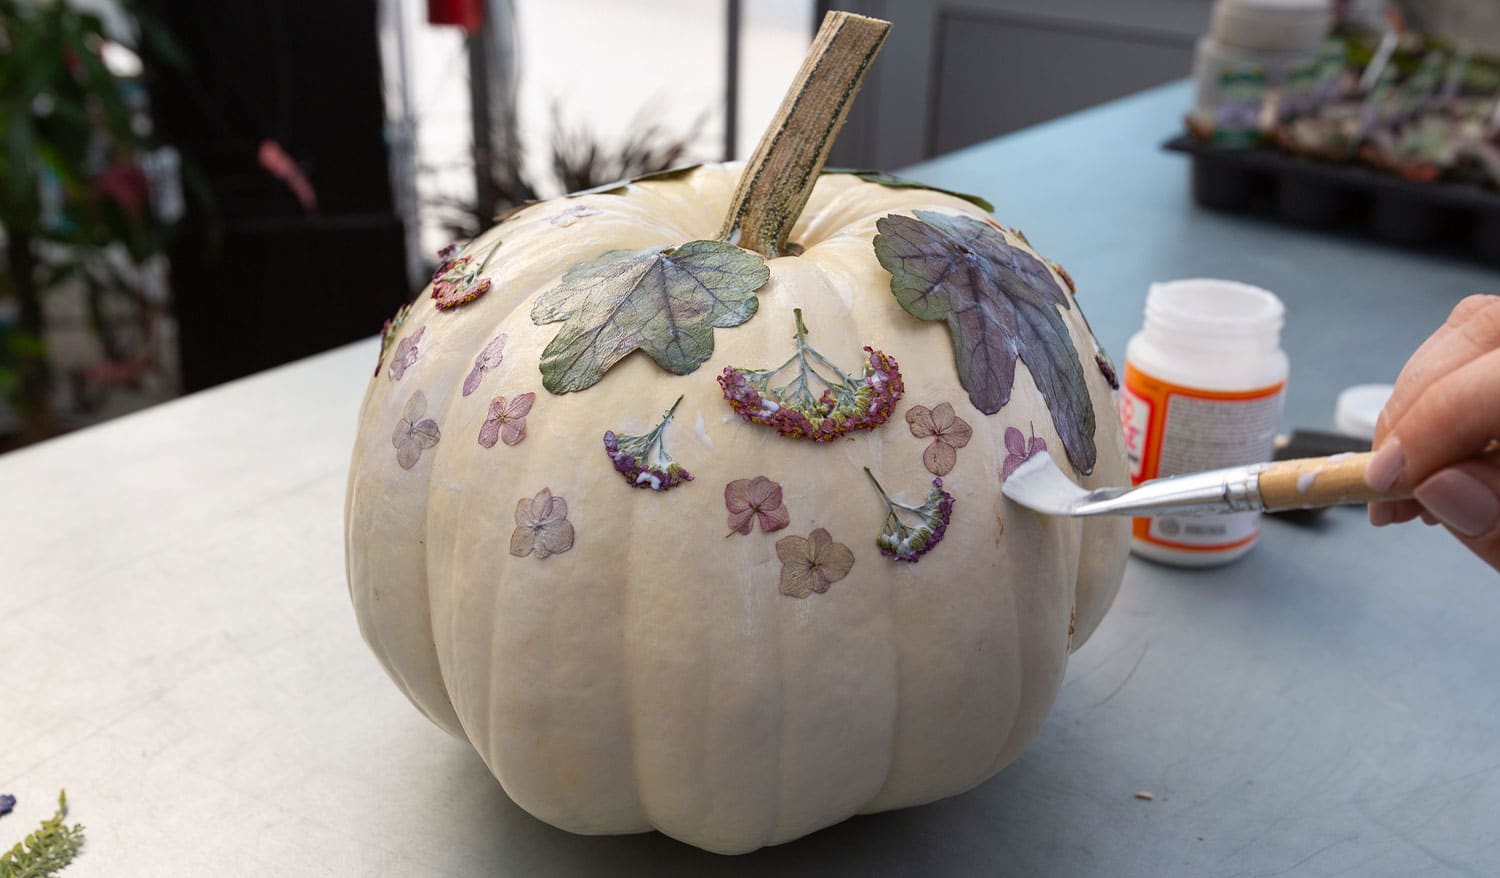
[1257,453,1398,510]
[1258,444,1500,510]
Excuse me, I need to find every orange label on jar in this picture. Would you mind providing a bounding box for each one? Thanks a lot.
[1120,362,1285,552]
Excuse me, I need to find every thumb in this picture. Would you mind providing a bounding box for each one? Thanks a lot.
[1413,458,1500,572]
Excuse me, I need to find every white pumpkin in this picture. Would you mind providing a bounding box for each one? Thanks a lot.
[345,13,1128,855]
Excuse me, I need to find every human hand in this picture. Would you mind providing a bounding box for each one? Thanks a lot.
[1366,295,1500,572]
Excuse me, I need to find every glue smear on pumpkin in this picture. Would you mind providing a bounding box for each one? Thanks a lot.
[603,396,694,491]
[718,309,903,441]
[864,468,954,562]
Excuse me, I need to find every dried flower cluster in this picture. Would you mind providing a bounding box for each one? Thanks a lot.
[604,396,693,491]
[431,240,499,310]
[719,310,903,441]
[865,469,955,563]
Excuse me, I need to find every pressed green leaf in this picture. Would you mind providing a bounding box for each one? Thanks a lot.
[824,168,994,213]
[873,209,1096,475]
[531,240,769,394]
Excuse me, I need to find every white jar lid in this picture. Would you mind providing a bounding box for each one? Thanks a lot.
[1335,384,1393,440]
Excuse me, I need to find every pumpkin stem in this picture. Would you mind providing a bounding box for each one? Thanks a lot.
[718,11,890,258]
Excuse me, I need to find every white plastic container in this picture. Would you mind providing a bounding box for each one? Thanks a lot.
[1120,279,1289,567]
[1211,0,1332,53]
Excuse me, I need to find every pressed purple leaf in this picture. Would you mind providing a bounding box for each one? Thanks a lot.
[874,210,1096,475]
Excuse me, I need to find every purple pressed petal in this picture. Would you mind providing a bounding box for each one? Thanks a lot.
[756,503,791,533]
[724,479,751,514]
[1029,436,1048,456]
[479,333,507,368]
[514,496,534,527]
[505,392,536,419]
[746,476,780,509]
[393,419,412,449]
[1002,454,1021,483]
[403,391,426,422]
[1004,426,1027,458]
[727,506,755,534]
[478,416,501,448]
[411,419,441,448]
[462,364,484,397]
[500,418,527,446]
[396,437,421,470]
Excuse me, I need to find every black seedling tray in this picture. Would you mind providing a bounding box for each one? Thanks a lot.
[1164,135,1500,265]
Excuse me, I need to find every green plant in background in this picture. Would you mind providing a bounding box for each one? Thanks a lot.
[0,791,85,878]
[0,0,184,443]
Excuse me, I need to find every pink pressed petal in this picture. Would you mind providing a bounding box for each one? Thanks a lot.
[1029,436,1048,456]
[514,496,534,527]
[478,417,501,448]
[462,364,484,397]
[529,488,554,522]
[478,333,507,368]
[724,479,752,514]
[509,525,536,557]
[756,503,791,533]
[923,440,956,476]
[808,527,833,557]
[775,534,811,565]
[500,418,527,446]
[930,401,956,431]
[505,392,536,419]
[393,419,411,449]
[403,390,426,422]
[544,493,568,525]
[943,416,973,448]
[1005,426,1027,458]
[727,507,755,534]
[746,476,781,509]
[905,405,937,438]
[818,539,855,581]
[1002,455,1021,483]
[538,519,575,556]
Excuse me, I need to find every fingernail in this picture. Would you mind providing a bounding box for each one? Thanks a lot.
[1368,502,1394,526]
[1366,438,1404,492]
[1414,470,1500,538]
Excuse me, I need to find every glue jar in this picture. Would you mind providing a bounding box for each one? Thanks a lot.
[1120,279,1288,566]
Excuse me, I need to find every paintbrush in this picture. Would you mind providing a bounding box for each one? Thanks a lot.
[1001,451,1406,518]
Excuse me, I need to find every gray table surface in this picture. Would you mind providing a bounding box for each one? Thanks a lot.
[5,80,1500,876]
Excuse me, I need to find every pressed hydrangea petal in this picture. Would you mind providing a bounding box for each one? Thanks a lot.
[500,419,527,446]
[756,503,791,533]
[1005,426,1027,458]
[905,405,937,438]
[747,476,781,510]
[411,419,440,448]
[818,539,855,581]
[944,415,973,448]
[538,519,575,556]
[923,440,957,476]
[506,392,535,419]
[396,438,421,470]
[509,525,537,557]
[478,417,501,448]
[776,534,810,565]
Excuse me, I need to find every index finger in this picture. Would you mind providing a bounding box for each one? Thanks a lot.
[1374,295,1500,445]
